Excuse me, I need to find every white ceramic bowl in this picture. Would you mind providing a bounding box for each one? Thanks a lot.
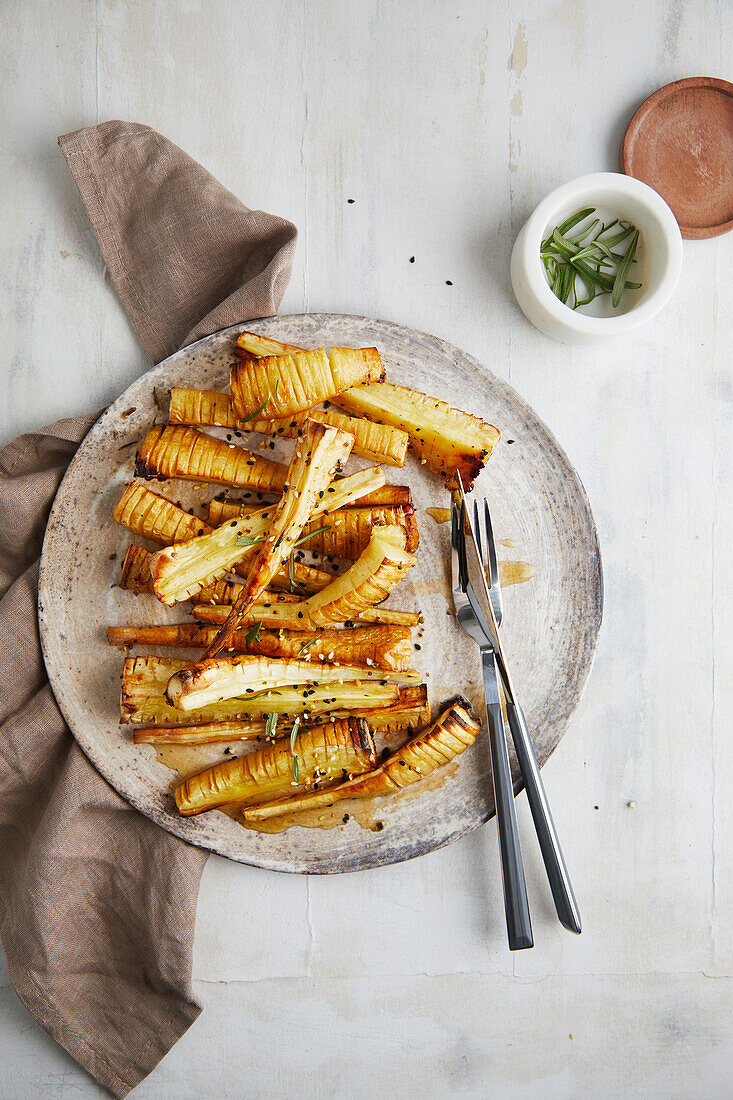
[510,172,683,344]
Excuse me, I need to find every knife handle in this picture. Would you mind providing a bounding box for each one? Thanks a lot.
[481,650,533,951]
[504,697,582,935]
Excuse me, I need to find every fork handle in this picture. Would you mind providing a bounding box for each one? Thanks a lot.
[481,650,533,951]
[504,697,582,935]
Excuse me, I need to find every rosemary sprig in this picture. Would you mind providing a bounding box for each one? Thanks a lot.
[541,207,642,311]
[290,716,301,782]
[240,397,271,423]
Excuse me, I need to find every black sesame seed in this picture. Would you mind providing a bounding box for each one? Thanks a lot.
[409,256,415,263]
[347,198,355,203]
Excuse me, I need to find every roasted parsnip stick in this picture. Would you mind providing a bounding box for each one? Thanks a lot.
[121,656,399,725]
[242,699,480,822]
[234,331,303,360]
[119,544,154,594]
[132,686,428,744]
[332,382,500,491]
[230,347,384,421]
[192,601,421,630]
[165,653,420,712]
[135,425,288,492]
[175,717,376,816]
[108,622,412,671]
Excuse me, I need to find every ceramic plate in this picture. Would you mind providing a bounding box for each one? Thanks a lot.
[38,314,603,873]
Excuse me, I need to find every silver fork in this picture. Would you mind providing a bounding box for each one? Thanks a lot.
[473,498,582,935]
[451,503,533,951]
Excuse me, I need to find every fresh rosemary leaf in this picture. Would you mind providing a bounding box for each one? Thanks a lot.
[567,218,600,244]
[602,225,635,249]
[596,218,619,237]
[293,525,331,548]
[265,712,278,740]
[556,206,596,236]
[612,229,639,308]
[298,637,316,655]
[245,621,262,643]
[290,716,301,781]
[241,396,271,423]
[289,550,295,592]
[235,534,265,547]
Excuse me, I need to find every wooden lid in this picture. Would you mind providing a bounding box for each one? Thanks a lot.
[621,77,733,239]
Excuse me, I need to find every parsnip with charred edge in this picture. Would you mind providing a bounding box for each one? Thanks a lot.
[209,499,420,558]
[169,388,409,468]
[230,347,385,422]
[166,653,421,712]
[119,545,153,594]
[332,382,500,491]
[147,466,384,606]
[114,482,209,544]
[108,623,413,671]
[121,656,399,725]
[242,698,480,823]
[135,425,288,492]
[113,484,331,596]
[175,717,377,816]
[132,686,429,743]
[214,482,412,509]
[204,420,354,657]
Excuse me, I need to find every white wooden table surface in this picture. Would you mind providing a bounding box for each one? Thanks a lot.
[2,1,732,1096]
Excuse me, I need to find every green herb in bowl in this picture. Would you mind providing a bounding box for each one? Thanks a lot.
[541,207,641,310]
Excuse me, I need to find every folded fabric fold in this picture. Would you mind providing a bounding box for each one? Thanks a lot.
[59,120,297,363]
[0,120,297,1096]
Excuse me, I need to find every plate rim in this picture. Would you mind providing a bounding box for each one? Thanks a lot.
[38,312,604,874]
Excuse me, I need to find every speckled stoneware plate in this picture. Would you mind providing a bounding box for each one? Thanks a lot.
[38,314,602,874]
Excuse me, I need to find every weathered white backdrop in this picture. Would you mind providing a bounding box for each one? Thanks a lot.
[2,0,732,1096]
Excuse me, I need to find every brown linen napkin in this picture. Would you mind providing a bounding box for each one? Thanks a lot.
[59,120,297,362]
[0,121,297,1097]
